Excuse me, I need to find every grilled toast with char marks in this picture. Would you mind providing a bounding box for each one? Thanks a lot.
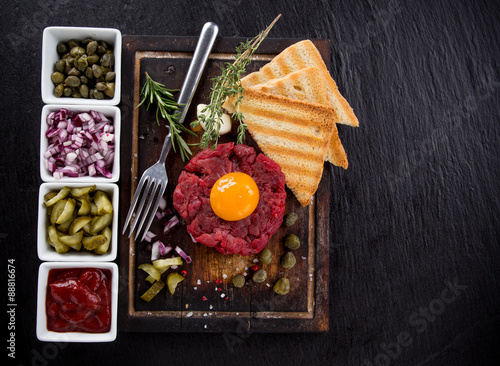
[228,88,345,206]
[223,40,359,128]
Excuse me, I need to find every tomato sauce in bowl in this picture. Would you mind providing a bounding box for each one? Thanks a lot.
[46,268,112,333]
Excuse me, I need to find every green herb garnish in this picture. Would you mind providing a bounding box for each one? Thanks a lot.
[192,14,281,149]
[137,72,196,161]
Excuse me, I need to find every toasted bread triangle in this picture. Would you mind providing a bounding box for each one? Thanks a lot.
[246,67,348,169]
[224,40,359,128]
[229,88,339,206]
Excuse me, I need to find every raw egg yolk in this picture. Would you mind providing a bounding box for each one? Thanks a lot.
[210,172,259,221]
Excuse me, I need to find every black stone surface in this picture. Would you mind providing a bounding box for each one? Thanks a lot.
[1,0,499,365]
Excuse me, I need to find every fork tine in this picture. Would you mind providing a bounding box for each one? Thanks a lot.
[138,180,168,242]
[122,175,149,235]
[128,176,154,238]
[133,180,163,241]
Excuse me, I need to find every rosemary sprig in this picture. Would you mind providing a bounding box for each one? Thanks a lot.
[137,72,196,161]
[192,14,282,149]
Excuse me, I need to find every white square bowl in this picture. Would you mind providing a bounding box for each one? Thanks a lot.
[41,26,121,105]
[40,104,120,183]
[37,182,118,261]
[36,262,118,342]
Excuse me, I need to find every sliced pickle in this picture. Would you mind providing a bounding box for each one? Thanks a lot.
[43,191,58,201]
[82,234,107,251]
[89,213,113,234]
[47,225,70,254]
[68,241,82,251]
[140,280,165,302]
[77,195,91,216]
[44,186,70,207]
[57,209,77,233]
[50,199,67,225]
[146,266,169,283]
[55,198,76,225]
[44,186,115,255]
[90,202,98,216]
[167,272,184,295]
[138,263,161,283]
[83,222,92,235]
[152,256,183,269]
[94,190,113,215]
[94,226,112,254]
[59,230,83,247]
[70,185,96,198]
[68,216,93,235]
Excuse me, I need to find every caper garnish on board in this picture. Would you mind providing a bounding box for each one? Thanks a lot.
[285,212,298,227]
[258,248,272,265]
[281,251,296,269]
[232,274,245,288]
[273,278,290,295]
[252,269,267,283]
[284,233,300,250]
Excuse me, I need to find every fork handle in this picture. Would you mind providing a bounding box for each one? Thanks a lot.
[177,22,219,122]
[157,22,218,165]
[158,128,172,164]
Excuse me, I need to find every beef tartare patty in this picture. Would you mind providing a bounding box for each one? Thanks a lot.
[173,143,286,256]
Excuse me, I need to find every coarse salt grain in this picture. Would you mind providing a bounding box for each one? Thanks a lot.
[186,312,193,317]
[197,279,201,285]
[222,274,227,279]
[221,293,225,298]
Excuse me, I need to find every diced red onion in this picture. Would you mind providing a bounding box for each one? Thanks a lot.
[151,241,172,261]
[159,197,167,211]
[144,231,157,243]
[96,165,112,178]
[187,232,197,243]
[161,245,172,256]
[151,241,160,261]
[43,109,115,179]
[164,215,179,233]
[175,246,192,264]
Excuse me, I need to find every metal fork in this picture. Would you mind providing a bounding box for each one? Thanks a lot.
[122,22,219,241]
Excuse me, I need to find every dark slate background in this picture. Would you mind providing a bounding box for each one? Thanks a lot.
[1,0,499,365]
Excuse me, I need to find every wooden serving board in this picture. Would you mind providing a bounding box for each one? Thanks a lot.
[119,35,331,333]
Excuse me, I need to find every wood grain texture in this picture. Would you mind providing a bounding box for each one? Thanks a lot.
[1,0,499,364]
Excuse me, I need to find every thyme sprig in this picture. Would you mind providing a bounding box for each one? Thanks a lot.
[192,14,282,149]
[137,72,196,161]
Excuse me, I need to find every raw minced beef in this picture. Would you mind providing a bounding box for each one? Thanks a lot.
[173,143,286,256]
